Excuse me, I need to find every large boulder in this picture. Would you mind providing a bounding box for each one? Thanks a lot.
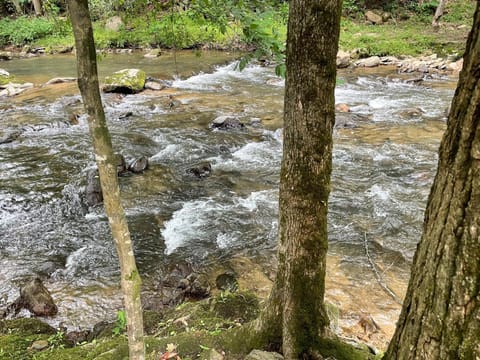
[103,69,146,94]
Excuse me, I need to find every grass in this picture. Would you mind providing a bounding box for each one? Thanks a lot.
[0,0,475,58]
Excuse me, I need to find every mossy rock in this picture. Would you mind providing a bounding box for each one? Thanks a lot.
[0,69,12,86]
[316,337,378,360]
[103,68,146,94]
[143,310,164,335]
[0,318,57,336]
[210,291,260,323]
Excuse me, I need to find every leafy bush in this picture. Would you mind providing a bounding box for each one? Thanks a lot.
[0,16,55,46]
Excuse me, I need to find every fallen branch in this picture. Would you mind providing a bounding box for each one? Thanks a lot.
[364,232,402,304]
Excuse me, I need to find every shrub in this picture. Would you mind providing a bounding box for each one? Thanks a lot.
[0,16,55,46]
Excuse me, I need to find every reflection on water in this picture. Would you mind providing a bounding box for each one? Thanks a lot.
[0,53,456,338]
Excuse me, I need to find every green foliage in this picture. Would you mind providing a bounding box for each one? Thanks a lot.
[47,331,66,349]
[112,309,127,336]
[0,16,55,46]
[443,0,476,24]
[88,0,116,21]
[340,18,438,56]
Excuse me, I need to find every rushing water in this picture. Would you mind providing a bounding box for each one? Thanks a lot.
[0,52,456,339]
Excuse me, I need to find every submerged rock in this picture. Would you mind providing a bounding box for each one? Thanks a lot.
[0,82,34,97]
[45,77,76,85]
[0,129,22,144]
[103,69,146,94]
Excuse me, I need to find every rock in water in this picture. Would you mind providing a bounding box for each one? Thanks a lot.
[85,168,103,206]
[115,153,127,175]
[102,69,146,94]
[19,278,58,317]
[128,156,149,173]
[187,162,212,178]
[210,116,245,130]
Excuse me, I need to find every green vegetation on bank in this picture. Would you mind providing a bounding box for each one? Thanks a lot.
[0,0,475,58]
[0,292,378,360]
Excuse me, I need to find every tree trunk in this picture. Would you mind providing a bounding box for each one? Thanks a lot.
[385,3,480,359]
[255,1,342,358]
[432,0,447,28]
[32,0,42,15]
[67,1,146,359]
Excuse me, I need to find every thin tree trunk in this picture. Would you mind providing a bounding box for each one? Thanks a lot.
[386,3,480,359]
[255,1,342,358]
[432,0,447,28]
[67,1,146,359]
[32,0,42,16]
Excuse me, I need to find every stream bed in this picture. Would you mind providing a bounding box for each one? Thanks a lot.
[0,51,456,347]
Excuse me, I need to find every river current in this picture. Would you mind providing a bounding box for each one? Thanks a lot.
[0,52,455,342]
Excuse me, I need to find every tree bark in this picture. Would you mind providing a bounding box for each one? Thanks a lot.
[386,3,480,359]
[67,1,146,359]
[32,0,42,16]
[432,0,447,28]
[255,1,342,358]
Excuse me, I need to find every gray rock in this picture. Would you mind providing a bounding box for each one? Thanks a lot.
[245,350,284,360]
[45,77,77,85]
[210,116,245,130]
[85,168,103,206]
[187,161,212,178]
[128,156,149,173]
[365,10,383,24]
[205,348,224,360]
[115,153,128,175]
[145,80,166,91]
[105,16,123,32]
[336,50,350,68]
[357,56,381,68]
[29,340,49,351]
[0,82,34,97]
[144,49,162,58]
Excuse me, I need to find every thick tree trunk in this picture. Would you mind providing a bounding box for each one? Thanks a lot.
[67,1,146,359]
[385,4,480,359]
[255,1,342,358]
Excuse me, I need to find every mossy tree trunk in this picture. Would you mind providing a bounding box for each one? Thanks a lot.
[385,4,480,359]
[254,1,342,358]
[67,1,146,359]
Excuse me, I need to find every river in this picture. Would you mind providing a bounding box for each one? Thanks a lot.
[0,51,456,348]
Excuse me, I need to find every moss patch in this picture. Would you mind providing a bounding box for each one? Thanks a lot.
[0,318,56,336]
